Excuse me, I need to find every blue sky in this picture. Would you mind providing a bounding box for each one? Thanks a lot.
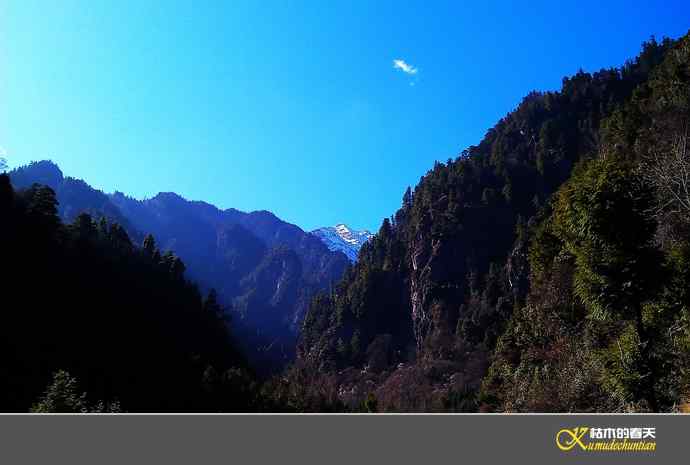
[1,1,689,231]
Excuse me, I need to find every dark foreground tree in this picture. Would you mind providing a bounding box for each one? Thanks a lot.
[0,174,255,412]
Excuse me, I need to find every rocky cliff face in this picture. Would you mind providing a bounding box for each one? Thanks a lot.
[409,231,434,352]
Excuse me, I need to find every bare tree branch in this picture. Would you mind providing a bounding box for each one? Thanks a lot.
[642,122,690,225]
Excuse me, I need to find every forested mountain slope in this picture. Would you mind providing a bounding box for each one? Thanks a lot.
[9,162,349,372]
[10,161,139,239]
[272,34,690,412]
[109,191,349,369]
[0,174,256,412]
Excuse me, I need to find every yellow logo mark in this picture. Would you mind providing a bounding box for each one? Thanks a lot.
[556,427,589,451]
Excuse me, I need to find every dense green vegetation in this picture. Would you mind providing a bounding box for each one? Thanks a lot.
[284,33,690,412]
[483,33,690,412]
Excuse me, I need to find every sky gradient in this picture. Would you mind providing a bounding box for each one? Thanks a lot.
[2,1,689,231]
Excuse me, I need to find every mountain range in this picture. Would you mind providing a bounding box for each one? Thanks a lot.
[9,160,350,372]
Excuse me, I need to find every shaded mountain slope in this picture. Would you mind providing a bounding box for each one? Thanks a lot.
[10,162,349,372]
[0,174,254,412]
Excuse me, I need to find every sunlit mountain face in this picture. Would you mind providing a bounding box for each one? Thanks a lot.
[311,224,373,262]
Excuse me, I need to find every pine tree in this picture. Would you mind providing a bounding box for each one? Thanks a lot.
[30,371,89,413]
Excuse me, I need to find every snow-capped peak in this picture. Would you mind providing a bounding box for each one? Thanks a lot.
[312,224,373,262]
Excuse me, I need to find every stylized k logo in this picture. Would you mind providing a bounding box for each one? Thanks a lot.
[556,427,589,451]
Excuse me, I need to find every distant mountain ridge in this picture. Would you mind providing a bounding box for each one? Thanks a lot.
[311,224,373,262]
[8,161,138,238]
[9,160,349,372]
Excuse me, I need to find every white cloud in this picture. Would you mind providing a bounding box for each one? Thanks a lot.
[393,59,418,75]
